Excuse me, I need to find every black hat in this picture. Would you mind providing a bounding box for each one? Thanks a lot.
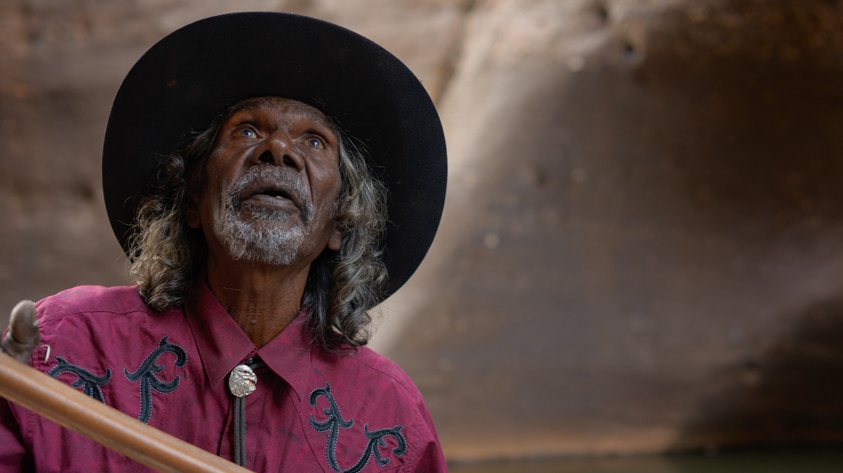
[102,12,446,303]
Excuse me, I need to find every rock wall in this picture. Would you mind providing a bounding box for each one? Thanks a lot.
[3,0,843,464]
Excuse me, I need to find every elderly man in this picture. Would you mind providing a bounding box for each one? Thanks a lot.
[0,12,447,472]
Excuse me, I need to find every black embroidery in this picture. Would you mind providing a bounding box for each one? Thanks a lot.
[124,337,188,423]
[310,383,407,473]
[357,425,407,472]
[48,357,112,403]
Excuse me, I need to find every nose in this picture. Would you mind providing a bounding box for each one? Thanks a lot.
[255,132,304,171]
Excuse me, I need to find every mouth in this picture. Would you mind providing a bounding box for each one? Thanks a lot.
[239,182,303,211]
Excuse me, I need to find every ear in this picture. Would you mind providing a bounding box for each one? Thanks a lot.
[326,225,342,252]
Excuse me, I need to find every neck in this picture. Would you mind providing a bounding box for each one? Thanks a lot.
[205,256,310,348]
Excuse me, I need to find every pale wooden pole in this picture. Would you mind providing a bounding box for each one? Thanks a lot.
[0,352,252,473]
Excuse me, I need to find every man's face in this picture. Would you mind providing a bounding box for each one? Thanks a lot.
[189,97,343,268]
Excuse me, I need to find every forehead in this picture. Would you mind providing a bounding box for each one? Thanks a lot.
[224,96,334,127]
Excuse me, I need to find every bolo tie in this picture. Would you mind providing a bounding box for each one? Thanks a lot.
[228,358,262,468]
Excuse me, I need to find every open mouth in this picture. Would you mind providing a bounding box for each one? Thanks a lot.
[240,183,302,211]
[257,188,293,201]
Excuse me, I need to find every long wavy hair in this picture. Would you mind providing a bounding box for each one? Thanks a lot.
[127,104,389,352]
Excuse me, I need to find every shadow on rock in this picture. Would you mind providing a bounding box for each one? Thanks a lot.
[669,296,843,455]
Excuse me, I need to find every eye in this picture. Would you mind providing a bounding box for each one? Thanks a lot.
[235,125,258,139]
[305,136,325,150]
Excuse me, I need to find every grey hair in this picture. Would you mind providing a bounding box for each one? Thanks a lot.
[127,108,389,352]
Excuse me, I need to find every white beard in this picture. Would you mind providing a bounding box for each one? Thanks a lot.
[215,167,313,266]
[218,205,305,265]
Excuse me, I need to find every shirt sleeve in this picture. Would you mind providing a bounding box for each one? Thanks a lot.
[411,438,449,473]
[0,398,33,471]
[407,399,448,472]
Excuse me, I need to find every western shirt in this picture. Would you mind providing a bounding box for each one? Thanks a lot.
[0,283,446,472]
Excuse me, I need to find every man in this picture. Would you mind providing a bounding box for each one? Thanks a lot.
[0,12,447,472]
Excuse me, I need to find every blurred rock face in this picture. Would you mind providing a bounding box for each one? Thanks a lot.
[3,0,843,463]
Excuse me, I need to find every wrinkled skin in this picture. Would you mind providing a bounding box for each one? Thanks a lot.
[0,300,40,363]
[190,97,343,347]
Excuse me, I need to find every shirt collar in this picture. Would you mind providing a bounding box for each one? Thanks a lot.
[186,279,314,401]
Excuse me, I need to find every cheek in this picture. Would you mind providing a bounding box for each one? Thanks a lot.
[188,189,213,230]
[321,163,343,197]
[319,173,343,215]
[203,155,238,204]
[191,168,232,229]
[203,154,226,183]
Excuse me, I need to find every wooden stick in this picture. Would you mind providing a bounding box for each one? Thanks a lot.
[0,352,252,473]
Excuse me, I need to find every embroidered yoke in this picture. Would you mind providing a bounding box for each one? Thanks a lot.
[0,283,446,472]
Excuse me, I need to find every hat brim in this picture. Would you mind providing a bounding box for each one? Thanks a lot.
[102,12,446,303]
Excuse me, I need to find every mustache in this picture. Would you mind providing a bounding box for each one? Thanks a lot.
[227,166,312,220]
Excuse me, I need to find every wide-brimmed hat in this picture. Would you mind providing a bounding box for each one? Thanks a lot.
[102,12,446,303]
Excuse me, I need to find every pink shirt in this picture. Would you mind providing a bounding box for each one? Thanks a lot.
[0,283,446,472]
